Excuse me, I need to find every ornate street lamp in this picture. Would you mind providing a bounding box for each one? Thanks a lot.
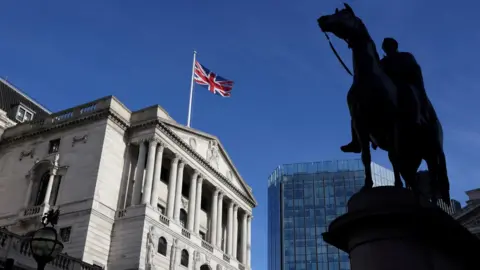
[29,209,64,270]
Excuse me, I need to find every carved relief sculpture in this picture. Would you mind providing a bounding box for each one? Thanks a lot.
[19,148,35,161]
[146,226,156,270]
[72,134,88,147]
[189,137,197,151]
[206,140,220,169]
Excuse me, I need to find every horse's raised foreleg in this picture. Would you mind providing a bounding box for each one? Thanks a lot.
[353,119,374,189]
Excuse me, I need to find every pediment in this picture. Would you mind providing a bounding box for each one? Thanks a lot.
[163,122,254,203]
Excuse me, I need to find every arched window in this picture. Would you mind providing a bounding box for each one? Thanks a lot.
[180,249,189,267]
[157,237,167,256]
[200,265,211,270]
[180,209,188,228]
[34,172,50,206]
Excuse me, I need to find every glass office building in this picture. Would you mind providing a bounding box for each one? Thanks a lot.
[268,159,395,270]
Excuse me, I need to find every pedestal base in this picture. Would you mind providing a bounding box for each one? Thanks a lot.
[322,186,480,270]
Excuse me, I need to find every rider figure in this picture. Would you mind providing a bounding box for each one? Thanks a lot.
[341,37,430,153]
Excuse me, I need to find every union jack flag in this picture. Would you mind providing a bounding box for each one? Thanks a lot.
[194,61,234,97]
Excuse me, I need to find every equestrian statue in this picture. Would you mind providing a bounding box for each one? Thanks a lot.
[317,4,450,205]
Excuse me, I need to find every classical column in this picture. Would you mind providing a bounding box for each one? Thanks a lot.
[173,161,185,221]
[187,170,199,231]
[216,193,224,247]
[166,155,179,218]
[247,215,252,266]
[232,205,239,259]
[142,140,158,205]
[43,168,57,206]
[132,142,147,205]
[23,179,33,208]
[210,190,219,245]
[118,144,132,209]
[193,177,203,233]
[227,201,234,255]
[241,213,248,264]
[150,142,164,206]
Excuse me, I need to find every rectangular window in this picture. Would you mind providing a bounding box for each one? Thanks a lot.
[15,105,34,122]
[60,226,72,242]
[48,139,61,154]
[157,204,166,215]
[199,231,206,240]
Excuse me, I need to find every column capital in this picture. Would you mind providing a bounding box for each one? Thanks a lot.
[192,170,199,178]
[197,176,204,185]
[157,141,165,151]
[218,192,224,199]
[213,189,220,197]
[171,154,180,164]
[148,139,158,147]
[233,204,239,211]
[49,167,58,175]
[146,136,158,143]
[228,200,234,208]
[178,160,185,168]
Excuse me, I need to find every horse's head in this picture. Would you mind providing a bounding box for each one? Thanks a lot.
[318,4,360,41]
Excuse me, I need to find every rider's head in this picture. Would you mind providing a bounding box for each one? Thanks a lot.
[382,38,398,56]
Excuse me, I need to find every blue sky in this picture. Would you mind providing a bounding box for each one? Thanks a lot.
[1,1,479,269]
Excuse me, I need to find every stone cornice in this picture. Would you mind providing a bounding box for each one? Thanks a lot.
[0,108,130,147]
[130,119,257,208]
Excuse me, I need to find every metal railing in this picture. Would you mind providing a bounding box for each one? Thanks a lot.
[201,240,213,253]
[181,228,190,239]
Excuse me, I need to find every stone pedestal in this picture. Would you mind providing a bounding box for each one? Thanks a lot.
[322,186,480,270]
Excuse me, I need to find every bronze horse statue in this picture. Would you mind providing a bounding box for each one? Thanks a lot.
[317,4,450,204]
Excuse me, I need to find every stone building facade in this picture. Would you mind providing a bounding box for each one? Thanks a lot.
[0,95,256,270]
[454,188,480,239]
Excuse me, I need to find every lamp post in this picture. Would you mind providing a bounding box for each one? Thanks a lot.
[29,209,64,270]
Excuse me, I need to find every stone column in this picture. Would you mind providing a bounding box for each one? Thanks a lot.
[150,142,164,206]
[23,179,33,208]
[43,168,57,206]
[194,177,203,233]
[241,213,248,264]
[142,140,158,205]
[132,142,147,205]
[173,160,185,221]
[210,190,219,245]
[247,215,252,266]
[187,171,198,231]
[216,193,224,247]
[166,155,179,218]
[232,205,239,259]
[227,201,234,255]
[118,144,132,209]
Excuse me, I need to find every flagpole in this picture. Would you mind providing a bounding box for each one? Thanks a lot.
[187,50,197,128]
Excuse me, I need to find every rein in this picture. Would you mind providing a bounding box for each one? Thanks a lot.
[323,32,353,76]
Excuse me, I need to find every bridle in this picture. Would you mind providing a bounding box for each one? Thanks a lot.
[321,9,359,77]
[323,32,353,76]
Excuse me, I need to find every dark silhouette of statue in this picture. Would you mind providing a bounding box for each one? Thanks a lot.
[317,4,450,204]
[341,37,431,154]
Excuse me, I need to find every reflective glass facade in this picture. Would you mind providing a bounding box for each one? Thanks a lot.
[268,159,394,270]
